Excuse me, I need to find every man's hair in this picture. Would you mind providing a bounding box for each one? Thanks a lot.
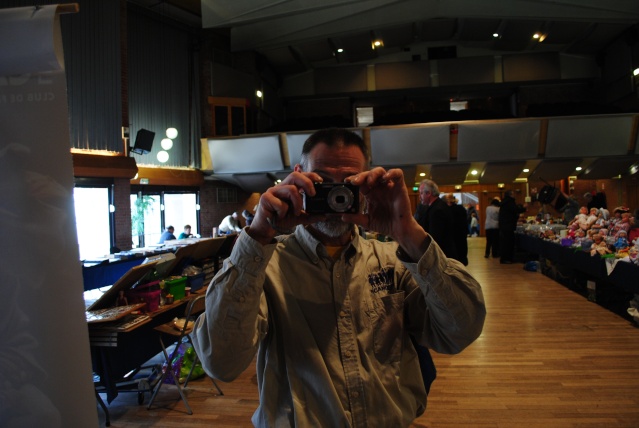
[167,225,174,231]
[419,179,440,197]
[184,224,191,229]
[300,128,369,170]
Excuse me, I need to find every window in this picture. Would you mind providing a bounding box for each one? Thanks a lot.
[131,193,160,248]
[209,97,247,136]
[131,189,199,247]
[73,187,111,260]
[217,188,237,203]
[164,193,198,237]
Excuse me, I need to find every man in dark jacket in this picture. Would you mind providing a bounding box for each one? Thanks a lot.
[414,179,457,260]
[498,190,527,264]
[444,194,469,265]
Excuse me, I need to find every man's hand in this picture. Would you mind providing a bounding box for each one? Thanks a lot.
[247,171,326,245]
[343,167,429,260]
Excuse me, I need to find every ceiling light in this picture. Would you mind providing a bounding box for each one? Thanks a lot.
[256,90,263,98]
[161,138,173,150]
[492,33,499,38]
[471,170,478,176]
[575,166,583,171]
[336,48,344,53]
[523,168,529,173]
[533,33,540,39]
[166,127,178,139]
[419,172,425,177]
[634,68,639,76]
[371,39,384,49]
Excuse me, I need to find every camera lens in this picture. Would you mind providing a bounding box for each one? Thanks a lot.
[327,185,354,212]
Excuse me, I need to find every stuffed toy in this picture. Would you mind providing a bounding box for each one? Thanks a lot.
[612,213,631,237]
[590,234,612,257]
[568,206,589,231]
[614,230,629,251]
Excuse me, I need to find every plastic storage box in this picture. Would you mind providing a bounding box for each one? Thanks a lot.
[187,272,206,293]
[126,280,161,312]
[164,276,187,301]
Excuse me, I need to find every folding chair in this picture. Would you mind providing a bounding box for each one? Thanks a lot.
[147,294,223,414]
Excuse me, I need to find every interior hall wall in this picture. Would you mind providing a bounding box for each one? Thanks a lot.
[502,52,561,83]
[286,97,353,120]
[199,180,260,236]
[437,56,495,86]
[375,61,431,90]
[315,65,368,94]
[199,32,286,136]
[600,30,636,105]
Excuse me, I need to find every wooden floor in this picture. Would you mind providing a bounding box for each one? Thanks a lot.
[98,238,639,427]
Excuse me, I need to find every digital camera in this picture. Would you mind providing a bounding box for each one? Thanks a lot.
[304,182,360,214]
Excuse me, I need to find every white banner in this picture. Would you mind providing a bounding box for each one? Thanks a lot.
[0,4,97,427]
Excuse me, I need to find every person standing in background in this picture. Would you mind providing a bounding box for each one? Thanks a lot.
[465,204,479,236]
[469,212,480,237]
[498,190,527,264]
[484,198,500,258]
[444,194,468,265]
[414,179,457,260]
[557,192,580,225]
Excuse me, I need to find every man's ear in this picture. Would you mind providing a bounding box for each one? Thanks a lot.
[294,163,303,172]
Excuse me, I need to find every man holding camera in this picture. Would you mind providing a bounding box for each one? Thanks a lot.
[193,128,485,427]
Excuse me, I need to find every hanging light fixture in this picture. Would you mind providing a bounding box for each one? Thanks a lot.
[161,137,173,150]
[157,150,169,163]
[166,127,178,139]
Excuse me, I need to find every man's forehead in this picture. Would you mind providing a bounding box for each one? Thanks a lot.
[307,143,366,169]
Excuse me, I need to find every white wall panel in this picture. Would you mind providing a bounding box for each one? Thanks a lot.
[208,135,284,173]
[546,115,633,158]
[370,126,450,166]
[457,120,540,161]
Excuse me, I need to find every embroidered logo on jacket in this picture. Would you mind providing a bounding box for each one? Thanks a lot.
[368,267,395,294]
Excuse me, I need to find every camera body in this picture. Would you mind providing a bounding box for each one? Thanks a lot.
[304,182,360,214]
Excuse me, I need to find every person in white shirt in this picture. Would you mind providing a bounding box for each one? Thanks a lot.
[218,212,241,234]
[484,197,500,258]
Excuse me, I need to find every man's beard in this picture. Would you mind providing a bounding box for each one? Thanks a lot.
[313,218,352,238]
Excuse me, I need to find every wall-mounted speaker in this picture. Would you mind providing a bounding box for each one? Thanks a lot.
[131,129,155,155]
